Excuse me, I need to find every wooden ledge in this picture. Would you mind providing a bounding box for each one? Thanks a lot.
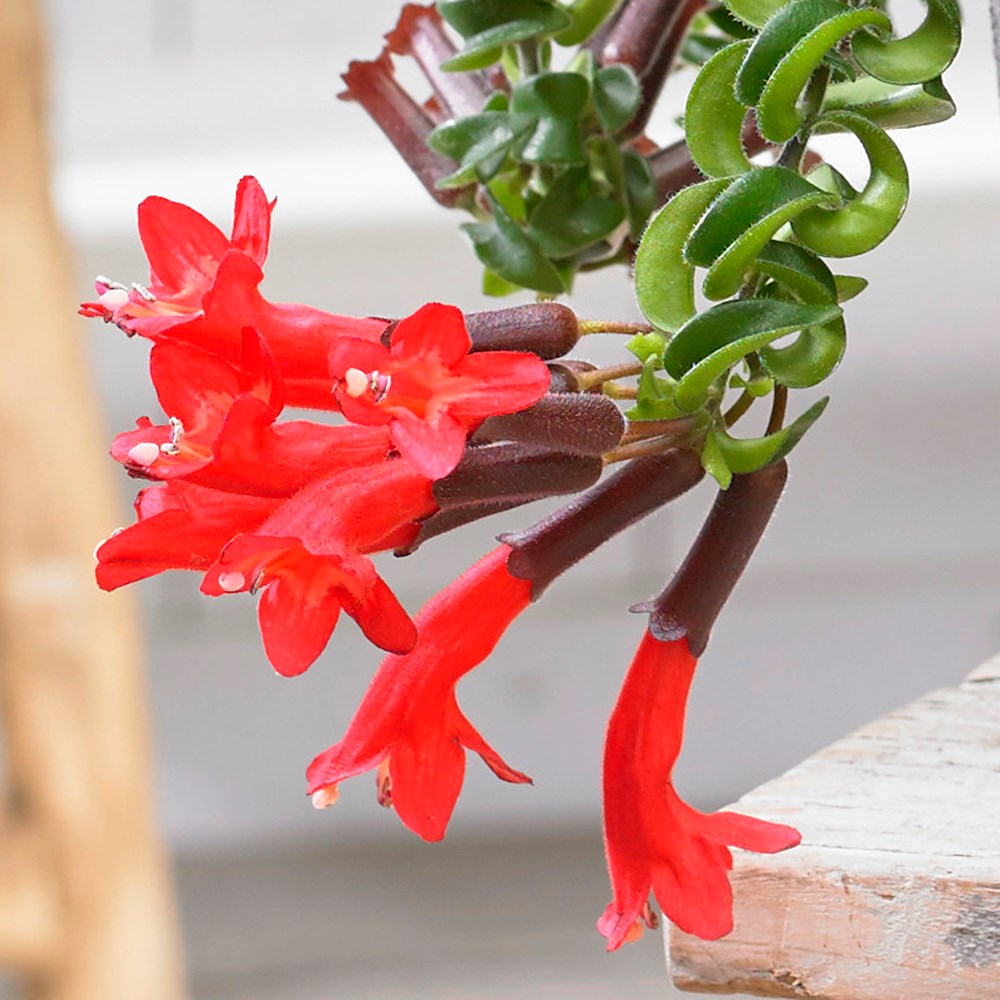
[669,655,1000,1000]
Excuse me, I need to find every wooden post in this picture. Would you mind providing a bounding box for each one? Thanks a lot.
[668,656,1000,999]
[0,0,186,996]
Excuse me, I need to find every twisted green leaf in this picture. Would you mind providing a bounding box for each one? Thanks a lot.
[511,72,590,163]
[463,194,566,293]
[685,166,837,300]
[664,298,842,411]
[755,6,892,142]
[852,0,961,86]
[685,41,755,178]
[792,110,909,257]
[634,178,730,333]
[824,75,955,131]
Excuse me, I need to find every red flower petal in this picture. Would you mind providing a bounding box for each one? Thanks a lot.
[257,576,343,677]
[449,351,551,422]
[230,176,272,269]
[389,407,467,480]
[342,574,418,655]
[95,483,278,590]
[137,195,230,306]
[389,713,467,842]
[390,302,470,366]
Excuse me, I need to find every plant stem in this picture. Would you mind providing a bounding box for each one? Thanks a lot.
[603,382,638,399]
[724,390,754,427]
[603,437,681,465]
[766,384,787,435]
[575,361,643,391]
[578,319,655,335]
[777,64,830,173]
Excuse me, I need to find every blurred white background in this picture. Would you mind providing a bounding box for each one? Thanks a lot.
[36,0,1000,995]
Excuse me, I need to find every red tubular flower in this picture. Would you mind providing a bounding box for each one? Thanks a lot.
[306,544,532,841]
[80,175,273,335]
[95,480,281,591]
[111,327,391,496]
[329,302,550,479]
[200,459,436,676]
[598,630,801,950]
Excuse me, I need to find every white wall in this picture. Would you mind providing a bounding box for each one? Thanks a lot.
[44,0,1000,850]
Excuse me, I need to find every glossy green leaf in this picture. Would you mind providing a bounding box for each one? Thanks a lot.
[685,167,837,300]
[527,166,626,257]
[665,298,842,411]
[852,0,961,86]
[622,150,656,241]
[593,65,642,135]
[735,0,847,106]
[440,0,573,71]
[700,431,733,489]
[634,178,730,333]
[755,6,892,142]
[724,0,790,31]
[463,194,566,293]
[833,274,868,302]
[512,73,590,164]
[792,110,908,257]
[712,396,829,472]
[555,0,624,45]
[686,41,754,178]
[428,112,536,185]
[824,75,956,130]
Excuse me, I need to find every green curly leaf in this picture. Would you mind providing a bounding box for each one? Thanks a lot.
[852,0,961,85]
[754,5,892,142]
[685,41,755,178]
[665,298,842,411]
[685,166,837,300]
[792,110,908,257]
[634,178,731,333]
[439,0,573,71]
[593,65,642,135]
[527,166,626,257]
[824,75,956,130]
[428,112,536,186]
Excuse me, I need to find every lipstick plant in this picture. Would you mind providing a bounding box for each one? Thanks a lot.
[86,0,962,953]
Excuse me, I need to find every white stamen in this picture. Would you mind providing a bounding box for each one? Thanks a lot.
[99,288,131,311]
[217,571,246,593]
[344,368,369,398]
[312,786,340,810]
[96,275,128,292]
[127,442,161,466]
[131,282,156,302]
[160,416,184,456]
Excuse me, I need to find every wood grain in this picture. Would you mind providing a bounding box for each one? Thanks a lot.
[669,656,1000,999]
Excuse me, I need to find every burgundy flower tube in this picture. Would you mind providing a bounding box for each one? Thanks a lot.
[340,51,469,206]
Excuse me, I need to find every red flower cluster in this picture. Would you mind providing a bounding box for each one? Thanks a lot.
[89,177,549,676]
[89,178,802,956]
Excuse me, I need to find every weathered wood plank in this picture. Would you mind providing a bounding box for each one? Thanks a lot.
[669,655,1000,999]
